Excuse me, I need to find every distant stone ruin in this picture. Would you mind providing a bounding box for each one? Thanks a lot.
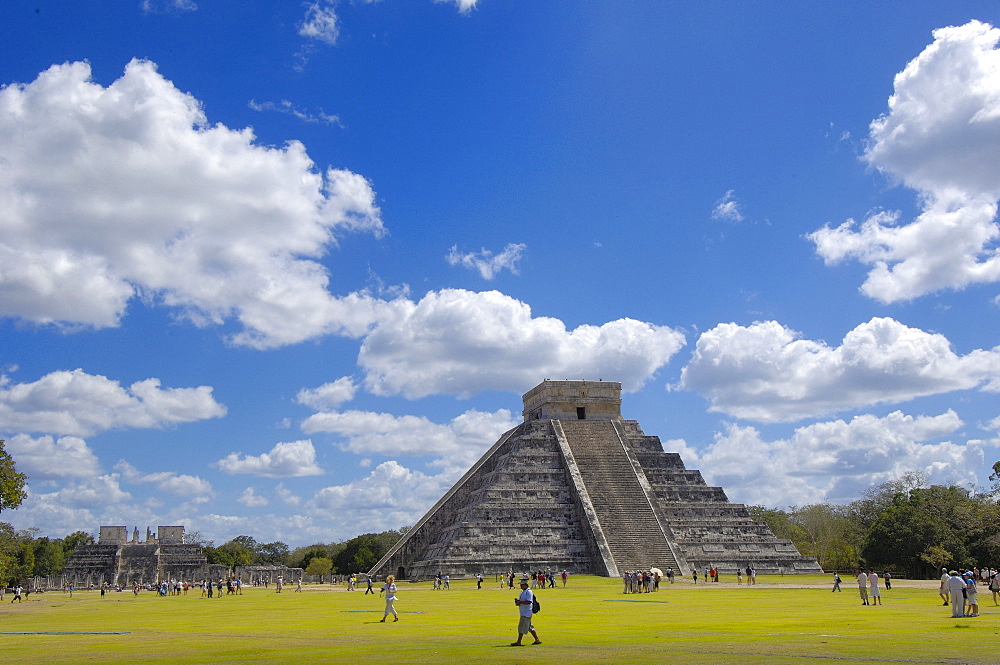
[369,380,822,580]
[60,525,224,587]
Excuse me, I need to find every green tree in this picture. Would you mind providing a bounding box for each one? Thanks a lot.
[32,537,66,577]
[290,546,332,570]
[12,540,35,582]
[256,541,290,564]
[62,530,95,558]
[333,531,403,574]
[0,440,28,513]
[0,522,19,585]
[790,503,852,571]
[305,556,333,582]
[861,485,974,577]
[747,506,807,544]
[919,544,952,572]
[207,540,253,568]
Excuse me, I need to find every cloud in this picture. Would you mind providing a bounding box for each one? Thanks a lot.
[0,59,385,348]
[711,190,744,222]
[0,369,226,436]
[299,1,339,45]
[446,243,526,280]
[687,410,979,507]
[296,377,357,411]
[302,407,517,471]
[237,487,269,508]
[433,0,479,13]
[4,433,102,479]
[307,460,454,531]
[33,474,133,511]
[680,317,1000,422]
[809,21,1000,302]
[248,99,343,126]
[214,439,325,477]
[115,460,214,496]
[359,289,686,398]
[275,483,301,506]
[141,0,197,13]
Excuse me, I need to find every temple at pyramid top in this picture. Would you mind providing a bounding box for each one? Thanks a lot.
[370,379,821,580]
[522,380,622,421]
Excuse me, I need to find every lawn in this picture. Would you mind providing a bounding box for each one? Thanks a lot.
[0,575,996,664]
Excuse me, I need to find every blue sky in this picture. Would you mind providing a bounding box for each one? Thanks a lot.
[2,1,1000,548]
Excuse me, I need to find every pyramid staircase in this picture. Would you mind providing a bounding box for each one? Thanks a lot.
[557,419,682,574]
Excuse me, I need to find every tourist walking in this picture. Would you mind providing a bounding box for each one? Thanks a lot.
[380,575,398,622]
[883,571,891,590]
[989,572,1000,606]
[832,572,841,592]
[510,577,541,646]
[365,576,374,594]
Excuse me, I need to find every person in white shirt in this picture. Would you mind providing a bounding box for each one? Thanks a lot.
[510,578,541,646]
[945,571,967,618]
[380,575,398,622]
[856,570,869,606]
[867,570,881,605]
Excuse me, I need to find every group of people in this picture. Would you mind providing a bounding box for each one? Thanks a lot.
[851,569,884,605]
[940,568,988,617]
[621,570,659,593]
[501,569,568,589]
[432,572,450,589]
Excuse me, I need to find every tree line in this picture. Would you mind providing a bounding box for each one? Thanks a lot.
[748,471,1000,577]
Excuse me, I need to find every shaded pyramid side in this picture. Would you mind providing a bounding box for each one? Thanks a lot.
[369,419,606,579]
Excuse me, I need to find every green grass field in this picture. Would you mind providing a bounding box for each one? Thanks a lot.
[0,575,996,664]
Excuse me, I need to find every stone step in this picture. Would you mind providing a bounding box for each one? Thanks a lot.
[560,420,680,572]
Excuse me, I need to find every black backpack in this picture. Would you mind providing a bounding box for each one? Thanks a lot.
[532,595,540,614]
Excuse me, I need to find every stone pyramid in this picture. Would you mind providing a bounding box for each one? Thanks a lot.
[369,380,821,579]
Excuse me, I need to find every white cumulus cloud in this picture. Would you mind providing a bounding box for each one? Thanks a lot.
[0,59,385,348]
[307,460,454,532]
[810,21,1000,302]
[0,369,226,436]
[680,317,1000,422]
[214,439,325,477]
[115,460,214,496]
[237,487,269,508]
[687,410,979,507]
[302,407,517,471]
[4,433,102,479]
[359,289,686,398]
[296,377,357,411]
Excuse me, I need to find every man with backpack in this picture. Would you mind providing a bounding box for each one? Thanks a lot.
[510,577,541,646]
